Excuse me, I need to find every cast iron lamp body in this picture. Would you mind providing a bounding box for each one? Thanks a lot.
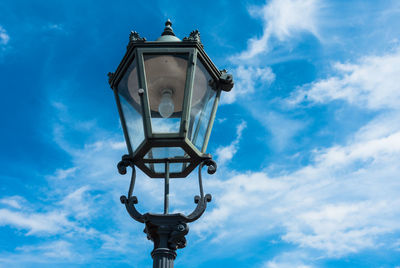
[108,20,233,267]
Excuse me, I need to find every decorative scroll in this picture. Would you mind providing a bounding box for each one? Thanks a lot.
[126,31,146,49]
[183,29,201,43]
[118,155,216,250]
[107,72,114,86]
[119,154,144,223]
[219,69,234,92]
[129,31,146,42]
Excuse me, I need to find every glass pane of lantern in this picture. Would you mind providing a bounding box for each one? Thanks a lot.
[117,59,145,152]
[144,147,189,173]
[143,54,188,133]
[188,59,217,152]
[145,163,188,174]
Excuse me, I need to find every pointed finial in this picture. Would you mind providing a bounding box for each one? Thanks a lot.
[161,19,176,36]
[156,19,181,42]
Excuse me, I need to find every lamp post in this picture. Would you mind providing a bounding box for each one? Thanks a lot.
[108,20,233,267]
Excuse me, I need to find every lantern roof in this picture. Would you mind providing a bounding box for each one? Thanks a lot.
[108,20,232,93]
[156,19,181,42]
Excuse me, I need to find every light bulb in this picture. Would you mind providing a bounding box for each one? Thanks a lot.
[158,89,174,118]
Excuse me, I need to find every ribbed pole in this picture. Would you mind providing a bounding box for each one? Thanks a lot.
[152,248,176,268]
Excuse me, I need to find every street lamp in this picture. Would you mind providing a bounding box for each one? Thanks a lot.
[108,20,233,267]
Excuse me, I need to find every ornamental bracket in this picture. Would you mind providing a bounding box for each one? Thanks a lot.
[183,29,203,47]
[118,155,215,250]
[127,31,146,48]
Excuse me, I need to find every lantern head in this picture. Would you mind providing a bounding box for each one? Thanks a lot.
[108,20,233,178]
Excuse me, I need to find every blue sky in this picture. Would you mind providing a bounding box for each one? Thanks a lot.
[1,0,400,267]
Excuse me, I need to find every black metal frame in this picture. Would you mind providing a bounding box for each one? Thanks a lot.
[118,155,216,223]
[108,29,233,178]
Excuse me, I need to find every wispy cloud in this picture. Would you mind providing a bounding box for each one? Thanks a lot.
[264,251,313,268]
[224,0,321,105]
[59,186,92,219]
[258,111,306,151]
[235,0,320,61]
[221,65,275,104]
[0,138,148,265]
[0,240,85,266]
[43,23,64,31]
[215,121,247,164]
[0,99,154,265]
[290,48,400,110]
[49,167,78,180]
[0,25,10,47]
[0,187,97,236]
[0,196,24,209]
[196,125,400,256]
[0,207,73,235]
[194,48,400,260]
[16,240,75,259]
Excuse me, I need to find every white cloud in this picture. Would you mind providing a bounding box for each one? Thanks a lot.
[0,208,73,235]
[0,133,149,265]
[110,141,126,149]
[16,240,75,259]
[236,0,320,60]
[0,188,98,236]
[215,121,247,164]
[222,65,275,104]
[195,120,400,256]
[283,201,394,254]
[290,49,400,110]
[266,262,312,268]
[0,26,10,46]
[59,186,92,219]
[224,0,320,105]
[0,196,25,209]
[0,186,99,237]
[261,111,306,151]
[0,240,84,266]
[44,24,64,31]
[264,252,313,268]
[194,49,400,259]
[49,167,78,180]
[0,99,158,266]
